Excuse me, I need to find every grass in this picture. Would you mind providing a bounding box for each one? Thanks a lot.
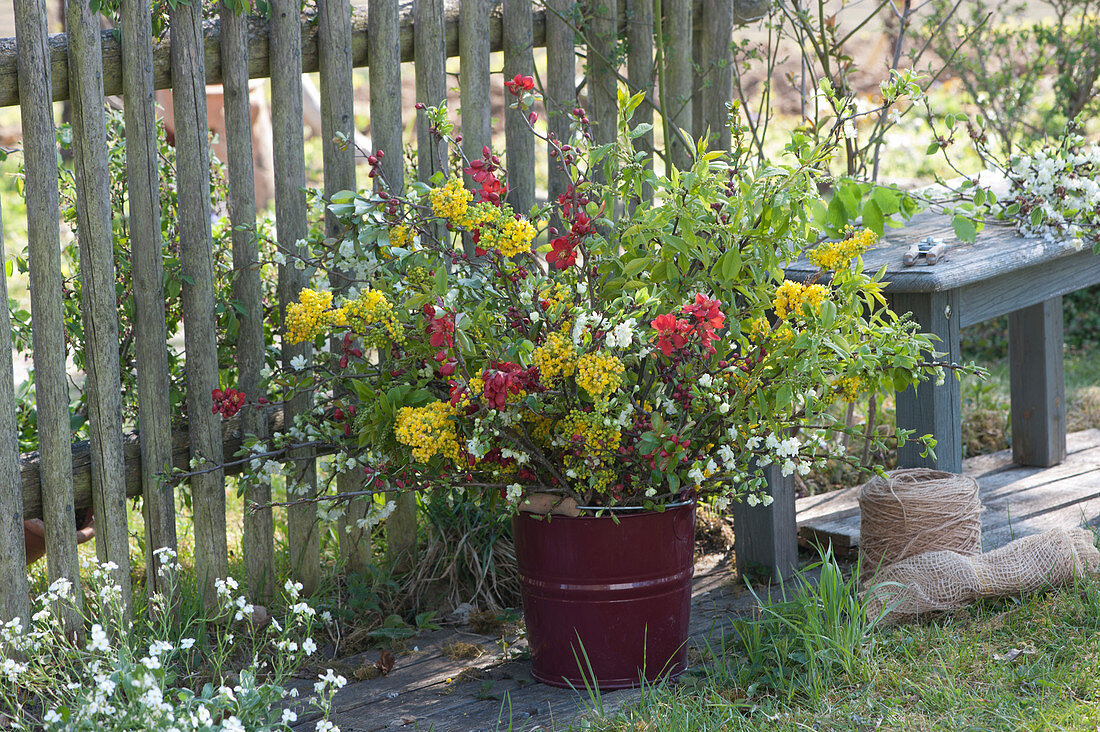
[579,538,1100,731]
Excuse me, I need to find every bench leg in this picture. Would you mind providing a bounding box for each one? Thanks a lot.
[891,291,963,473]
[731,464,797,581]
[1009,296,1066,467]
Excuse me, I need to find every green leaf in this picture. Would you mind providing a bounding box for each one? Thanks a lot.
[952,215,977,242]
[862,199,884,235]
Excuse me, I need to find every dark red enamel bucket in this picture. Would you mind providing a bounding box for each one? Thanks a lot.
[512,502,695,689]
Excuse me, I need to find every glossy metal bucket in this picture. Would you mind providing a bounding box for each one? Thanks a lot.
[512,501,695,689]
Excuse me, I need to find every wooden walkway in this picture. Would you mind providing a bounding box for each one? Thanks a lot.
[798,429,1100,555]
[292,430,1100,731]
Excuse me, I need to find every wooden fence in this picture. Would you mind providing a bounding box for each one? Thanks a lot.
[0,0,755,626]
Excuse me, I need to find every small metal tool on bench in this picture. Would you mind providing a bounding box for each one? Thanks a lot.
[903,235,947,266]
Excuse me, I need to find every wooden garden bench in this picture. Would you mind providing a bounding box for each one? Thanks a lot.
[736,212,1100,580]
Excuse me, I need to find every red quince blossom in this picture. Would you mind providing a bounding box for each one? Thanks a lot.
[481,361,540,410]
[211,387,246,418]
[504,74,536,95]
[682,294,725,353]
[423,303,455,348]
[650,314,693,356]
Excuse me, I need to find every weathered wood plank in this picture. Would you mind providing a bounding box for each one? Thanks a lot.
[122,0,177,599]
[0,198,30,625]
[67,0,132,611]
[366,0,416,571]
[170,0,229,607]
[14,0,82,632]
[702,0,732,150]
[585,0,618,172]
[1009,297,1067,468]
[544,0,574,225]
[19,408,294,521]
[319,0,369,574]
[795,430,1100,554]
[459,0,491,209]
[891,290,963,473]
[626,0,654,202]
[414,0,448,181]
[368,0,403,186]
[0,0,756,109]
[271,0,321,595]
[663,0,693,170]
[503,0,535,213]
[731,463,798,580]
[220,0,274,602]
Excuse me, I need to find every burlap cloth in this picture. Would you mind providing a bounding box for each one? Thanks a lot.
[864,527,1100,623]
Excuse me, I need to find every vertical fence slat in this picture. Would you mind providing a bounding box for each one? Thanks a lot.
[415,0,448,182]
[0,200,29,626]
[586,0,618,153]
[503,0,535,213]
[545,0,574,217]
[459,0,491,204]
[220,0,273,600]
[368,0,415,570]
[691,22,703,141]
[702,0,733,151]
[14,0,83,632]
[664,0,693,169]
[319,0,366,573]
[121,0,177,600]
[271,0,321,595]
[67,0,132,611]
[170,0,229,606]
[627,0,654,200]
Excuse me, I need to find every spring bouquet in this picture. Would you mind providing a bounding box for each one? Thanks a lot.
[277,83,941,516]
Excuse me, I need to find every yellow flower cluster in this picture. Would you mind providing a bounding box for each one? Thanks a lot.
[340,290,404,345]
[807,228,877,271]
[773,280,828,320]
[394,400,462,464]
[429,178,472,222]
[457,202,499,230]
[482,217,537,258]
[531,332,577,382]
[558,410,623,455]
[389,224,412,250]
[576,351,624,400]
[286,288,334,344]
[832,375,868,402]
[746,317,770,343]
[558,410,623,492]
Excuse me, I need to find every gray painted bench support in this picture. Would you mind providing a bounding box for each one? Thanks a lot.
[732,465,797,581]
[891,290,963,474]
[752,213,1100,579]
[1009,297,1067,467]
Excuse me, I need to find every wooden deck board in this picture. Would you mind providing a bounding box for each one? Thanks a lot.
[796,429,1100,555]
[299,434,1100,731]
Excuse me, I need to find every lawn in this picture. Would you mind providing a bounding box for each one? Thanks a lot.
[583,545,1100,731]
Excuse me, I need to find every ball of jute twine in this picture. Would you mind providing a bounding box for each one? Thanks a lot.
[859,468,982,569]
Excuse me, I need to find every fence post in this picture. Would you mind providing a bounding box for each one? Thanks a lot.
[220,0,275,602]
[0,200,29,627]
[169,0,230,608]
[584,0,618,186]
[14,0,83,635]
[271,0,321,595]
[627,0,654,202]
[459,0,491,221]
[121,0,178,601]
[503,0,535,213]
[415,0,448,182]
[318,0,367,573]
[545,0,575,223]
[702,0,733,151]
[67,0,132,614]
[663,0,693,170]
[367,0,416,570]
